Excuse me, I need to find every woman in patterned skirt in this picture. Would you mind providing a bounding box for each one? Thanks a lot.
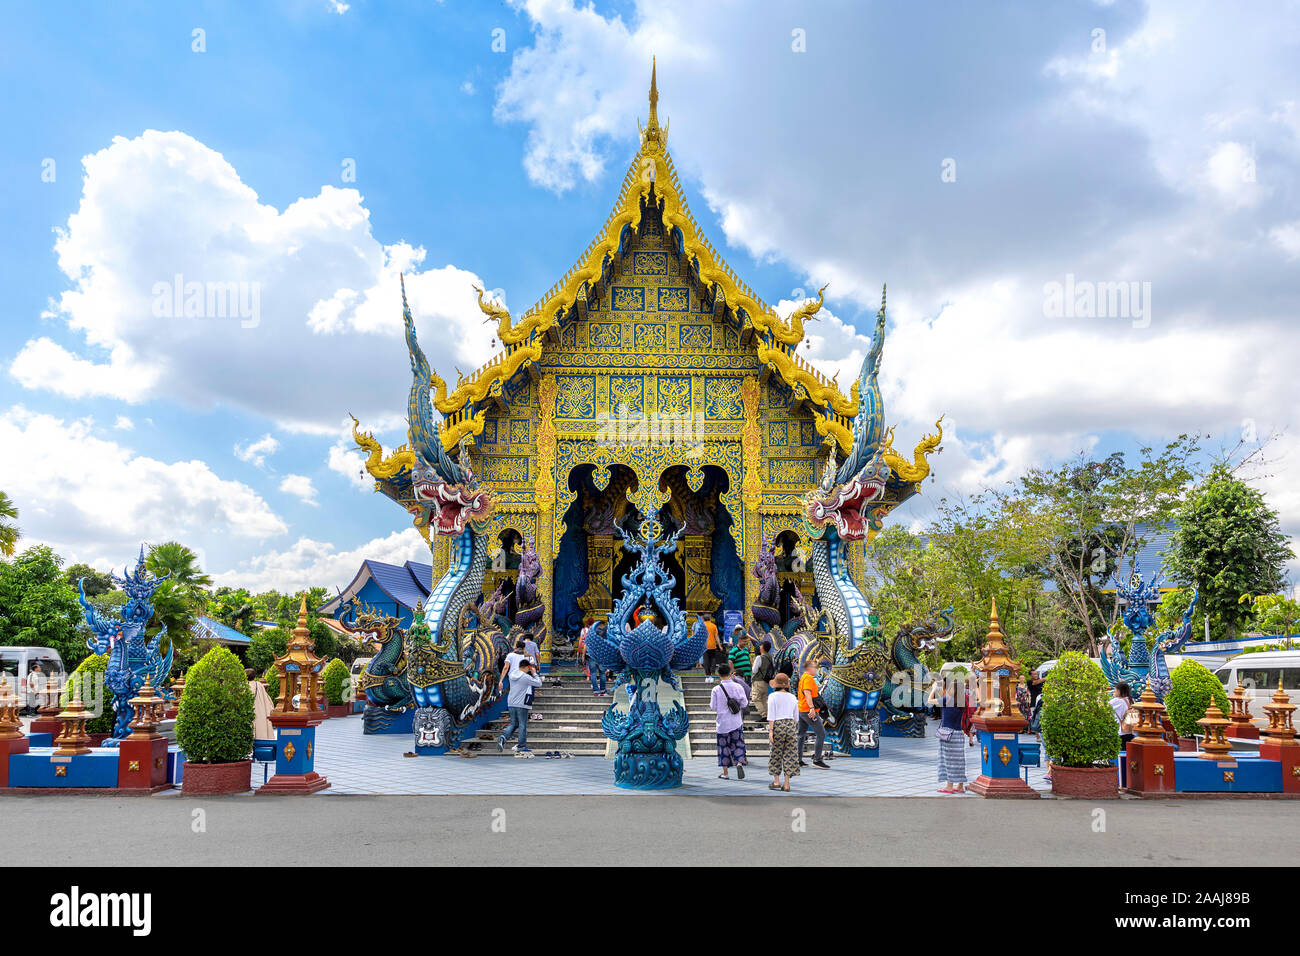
[928,675,975,793]
[710,663,750,780]
[766,672,800,791]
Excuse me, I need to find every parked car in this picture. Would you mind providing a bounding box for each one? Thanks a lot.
[1214,650,1300,723]
[350,657,373,700]
[0,646,67,713]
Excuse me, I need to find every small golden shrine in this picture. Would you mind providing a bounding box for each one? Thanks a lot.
[1262,679,1297,746]
[271,595,325,717]
[973,598,1023,723]
[126,676,166,741]
[1129,686,1169,744]
[0,681,23,741]
[1225,681,1256,737]
[1196,702,1233,760]
[53,686,93,756]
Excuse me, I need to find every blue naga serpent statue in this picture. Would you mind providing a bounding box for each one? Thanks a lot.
[586,520,707,789]
[393,275,505,751]
[75,547,173,745]
[1099,567,1199,700]
[794,292,942,751]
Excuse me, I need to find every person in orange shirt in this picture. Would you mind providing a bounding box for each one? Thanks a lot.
[701,613,722,683]
[797,659,828,768]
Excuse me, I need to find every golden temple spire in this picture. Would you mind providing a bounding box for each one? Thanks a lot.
[641,56,667,149]
[648,57,659,128]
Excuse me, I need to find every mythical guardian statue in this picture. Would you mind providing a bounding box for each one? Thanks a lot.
[585,520,706,788]
[397,275,507,751]
[75,547,173,744]
[799,289,943,750]
[1100,567,1198,700]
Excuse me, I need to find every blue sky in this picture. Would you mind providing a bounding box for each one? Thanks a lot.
[1,0,1298,590]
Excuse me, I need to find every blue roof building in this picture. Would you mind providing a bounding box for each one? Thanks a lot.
[190,615,252,647]
[318,559,434,628]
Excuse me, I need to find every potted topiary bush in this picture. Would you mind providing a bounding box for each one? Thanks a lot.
[62,653,115,744]
[176,646,255,794]
[1040,651,1121,798]
[323,658,350,718]
[1165,659,1231,750]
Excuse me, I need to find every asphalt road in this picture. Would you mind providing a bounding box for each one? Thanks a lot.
[3,794,1294,865]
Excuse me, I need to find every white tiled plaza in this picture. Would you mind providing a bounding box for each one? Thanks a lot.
[311,713,1053,797]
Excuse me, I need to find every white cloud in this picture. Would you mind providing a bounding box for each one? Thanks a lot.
[12,130,497,434]
[0,405,286,564]
[113,415,134,431]
[493,0,1300,548]
[234,433,280,468]
[211,527,428,593]
[278,474,319,506]
[328,438,371,491]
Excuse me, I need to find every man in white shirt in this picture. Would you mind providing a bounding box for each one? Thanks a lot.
[499,639,529,694]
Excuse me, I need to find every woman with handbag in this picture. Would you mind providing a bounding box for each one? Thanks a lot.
[928,675,975,794]
[766,672,800,791]
[710,662,750,779]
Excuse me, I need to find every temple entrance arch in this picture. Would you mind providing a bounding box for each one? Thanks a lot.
[550,440,746,635]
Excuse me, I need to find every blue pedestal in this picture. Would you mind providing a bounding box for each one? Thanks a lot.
[968,727,1041,797]
[273,724,319,776]
[363,705,414,735]
[168,746,185,785]
[28,732,53,748]
[1173,752,1282,793]
[9,748,119,788]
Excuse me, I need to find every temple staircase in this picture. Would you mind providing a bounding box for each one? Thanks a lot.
[464,669,773,760]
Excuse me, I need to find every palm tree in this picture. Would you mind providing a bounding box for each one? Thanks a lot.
[0,492,19,557]
[144,541,213,647]
[146,541,213,590]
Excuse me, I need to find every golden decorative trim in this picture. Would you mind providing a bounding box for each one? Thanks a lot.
[882,417,944,484]
[351,415,415,479]
[740,376,762,511]
[535,375,558,511]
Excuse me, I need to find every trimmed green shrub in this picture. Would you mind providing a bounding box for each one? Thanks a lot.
[247,627,289,672]
[323,657,348,705]
[1165,659,1231,739]
[61,652,114,735]
[263,664,280,705]
[1040,651,1120,767]
[176,646,254,764]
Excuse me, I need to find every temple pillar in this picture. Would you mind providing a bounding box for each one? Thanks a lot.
[682,535,719,614]
[578,535,616,621]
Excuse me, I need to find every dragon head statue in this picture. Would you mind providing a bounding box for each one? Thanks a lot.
[803,447,891,541]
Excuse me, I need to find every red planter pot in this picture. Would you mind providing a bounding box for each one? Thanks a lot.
[1177,737,1198,752]
[182,760,252,795]
[326,703,351,719]
[87,733,113,747]
[1049,763,1119,799]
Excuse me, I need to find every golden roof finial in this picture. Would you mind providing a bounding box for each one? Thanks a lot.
[641,56,667,149]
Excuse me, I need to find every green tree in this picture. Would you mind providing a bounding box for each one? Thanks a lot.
[1017,436,1200,656]
[0,546,88,667]
[1247,592,1300,649]
[144,541,213,651]
[65,563,115,598]
[247,626,290,673]
[0,492,19,557]
[1166,466,1293,641]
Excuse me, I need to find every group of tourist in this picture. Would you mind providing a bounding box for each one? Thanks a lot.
[697,610,834,791]
[495,632,543,756]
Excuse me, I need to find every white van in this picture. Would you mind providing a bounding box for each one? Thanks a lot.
[1213,650,1300,725]
[0,646,67,713]
[350,657,373,700]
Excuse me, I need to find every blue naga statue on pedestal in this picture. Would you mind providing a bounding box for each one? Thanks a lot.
[75,547,173,745]
[1100,566,1198,700]
[586,519,706,789]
